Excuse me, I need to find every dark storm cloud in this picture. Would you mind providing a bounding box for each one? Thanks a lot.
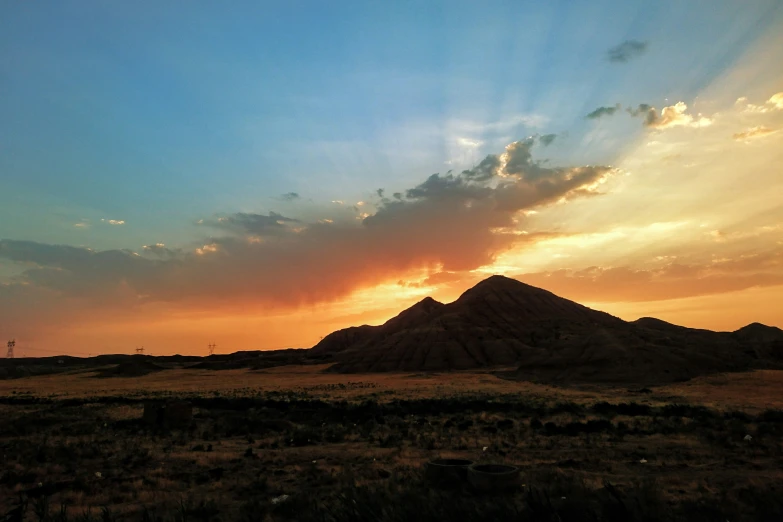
[538,134,557,146]
[279,192,300,201]
[607,40,648,63]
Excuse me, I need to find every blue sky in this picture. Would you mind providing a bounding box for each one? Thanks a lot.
[2,0,783,354]
[3,0,780,250]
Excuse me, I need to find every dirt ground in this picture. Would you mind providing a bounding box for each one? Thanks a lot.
[2,366,783,521]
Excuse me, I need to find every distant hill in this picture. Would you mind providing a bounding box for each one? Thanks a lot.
[0,349,325,380]
[94,359,165,378]
[313,275,783,384]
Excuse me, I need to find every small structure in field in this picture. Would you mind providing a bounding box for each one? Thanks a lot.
[143,400,193,429]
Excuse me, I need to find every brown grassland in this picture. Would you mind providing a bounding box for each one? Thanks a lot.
[2,365,783,521]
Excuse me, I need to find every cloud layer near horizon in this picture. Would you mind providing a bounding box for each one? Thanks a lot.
[0,137,613,338]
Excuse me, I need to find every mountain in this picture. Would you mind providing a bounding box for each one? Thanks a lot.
[313,275,783,384]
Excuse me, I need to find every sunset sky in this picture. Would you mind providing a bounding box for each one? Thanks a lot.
[1,1,782,357]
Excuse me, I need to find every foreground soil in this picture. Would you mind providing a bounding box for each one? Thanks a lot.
[2,366,783,521]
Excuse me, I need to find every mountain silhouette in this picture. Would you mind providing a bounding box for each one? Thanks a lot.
[313,275,783,384]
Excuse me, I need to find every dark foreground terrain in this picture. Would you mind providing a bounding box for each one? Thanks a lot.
[2,368,783,521]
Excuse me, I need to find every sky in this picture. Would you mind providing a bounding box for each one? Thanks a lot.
[1,0,782,357]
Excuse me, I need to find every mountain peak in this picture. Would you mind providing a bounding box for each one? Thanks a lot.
[738,322,778,331]
[479,274,523,286]
[380,295,445,332]
[416,296,442,308]
[314,275,780,382]
[460,274,536,297]
[734,322,783,341]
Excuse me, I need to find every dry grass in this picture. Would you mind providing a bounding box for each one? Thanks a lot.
[2,367,783,521]
[4,365,783,411]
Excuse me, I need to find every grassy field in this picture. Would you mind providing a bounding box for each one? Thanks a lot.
[2,366,783,521]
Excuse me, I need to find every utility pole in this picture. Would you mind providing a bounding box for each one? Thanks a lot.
[135,346,144,355]
[208,343,216,356]
[6,339,15,359]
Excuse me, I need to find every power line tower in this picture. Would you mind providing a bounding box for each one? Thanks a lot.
[135,346,145,355]
[208,343,216,356]
[6,339,15,359]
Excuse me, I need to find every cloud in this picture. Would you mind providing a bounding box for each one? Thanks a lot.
[456,137,483,148]
[589,101,714,130]
[733,126,777,141]
[142,243,180,258]
[538,134,557,147]
[195,243,219,256]
[626,103,652,116]
[279,192,300,201]
[644,102,713,130]
[0,139,615,327]
[101,219,125,225]
[516,248,783,303]
[586,104,622,120]
[737,92,783,113]
[206,211,299,236]
[607,40,648,63]
[624,103,658,126]
[585,101,710,130]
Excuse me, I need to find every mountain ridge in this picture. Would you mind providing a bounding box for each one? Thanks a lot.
[313,275,783,383]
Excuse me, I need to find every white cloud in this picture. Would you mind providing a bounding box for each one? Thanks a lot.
[195,243,219,255]
[456,137,483,148]
[647,102,713,130]
[736,92,783,113]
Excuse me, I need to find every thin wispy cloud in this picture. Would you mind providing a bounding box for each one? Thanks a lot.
[586,101,712,130]
[736,92,783,113]
[733,126,777,141]
[586,104,622,119]
[607,40,648,63]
